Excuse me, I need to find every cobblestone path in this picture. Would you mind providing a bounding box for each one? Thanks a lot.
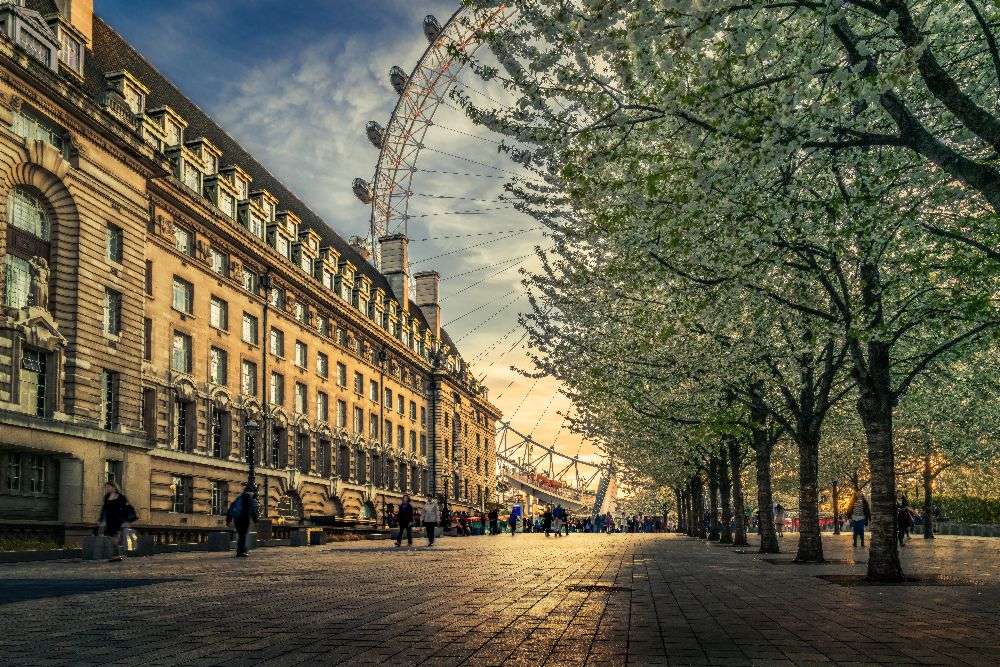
[1,532,999,665]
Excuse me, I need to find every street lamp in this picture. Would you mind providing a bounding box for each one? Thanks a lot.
[245,418,260,495]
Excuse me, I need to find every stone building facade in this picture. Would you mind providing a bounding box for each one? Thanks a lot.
[0,0,500,543]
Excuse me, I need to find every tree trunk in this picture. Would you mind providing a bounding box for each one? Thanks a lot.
[708,457,721,541]
[686,478,698,537]
[922,451,934,539]
[755,441,779,553]
[718,444,733,544]
[794,429,825,562]
[674,487,685,533]
[832,480,841,535]
[857,344,904,582]
[728,438,748,547]
[751,383,779,553]
[692,474,707,539]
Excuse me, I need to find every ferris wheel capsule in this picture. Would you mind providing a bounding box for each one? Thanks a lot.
[352,178,372,204]
[423,15,442,43]
[390,65,408,95]
[365,121,385,149]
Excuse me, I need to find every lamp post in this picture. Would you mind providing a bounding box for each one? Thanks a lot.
[831,479,841,535]
[258,269,272,515]
[245,418,260,494]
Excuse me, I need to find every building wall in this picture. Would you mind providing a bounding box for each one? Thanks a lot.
[0,15,501,539]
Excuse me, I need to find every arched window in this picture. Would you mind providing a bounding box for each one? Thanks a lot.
[4,188,51,309]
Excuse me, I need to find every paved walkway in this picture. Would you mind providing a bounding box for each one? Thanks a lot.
[1,532,999,665]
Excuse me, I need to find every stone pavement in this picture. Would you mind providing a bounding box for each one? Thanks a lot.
[1,532,999,666]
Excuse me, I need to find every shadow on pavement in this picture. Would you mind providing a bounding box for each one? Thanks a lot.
[0,578,190,605]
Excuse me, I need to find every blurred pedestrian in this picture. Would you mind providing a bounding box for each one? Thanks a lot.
[422,496,440,546]
[396,494,414,547]
[850,490,871,548]
[98,481,137,563]
[226,484,260,558]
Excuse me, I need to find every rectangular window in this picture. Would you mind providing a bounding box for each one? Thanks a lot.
[174,226,193,256]
[105,459,124,486]
[209,249,229,276]
[183,162,202,193]
[316,352,329,378]
[294,302,307,323]
[420,433,427,456]
[353,406,364,433]
[420,406,427,426]
[171,475,194,513]
[106,224,123,263]
[370,413,380,439]
[409,430,417,453]
[270,372,284,405]
[210,481,229,516]
[145,260,153,296]
[294,382,307,415]
[317,391,329,423]
[269,328,284,357]
[3,255,30,309]
[337,362,347,388]
[171,277,193,314]
[269,287,285,308]
[383,387,392,406]
[142,387,156,442]
[171,331,192,373]
[241,360,257,396]
[370,380,379,402]
[300,255,311,274]
[210,408,228,458]
[101,370,119,430]
[104,289,122,336]
[5,453,22,492]
[354,371,363,395]
[397,395,405,416]
[210,347,227,385]
[241,313,258,344]
[242,268,257,294]
[409,401,417,421]
[337,399,347,428]
[295,341,307,368]
[397,425,405,450]
[317,315,331,337]
[143,317,152,361]
[12,107,62,153]
[209,296,228,331]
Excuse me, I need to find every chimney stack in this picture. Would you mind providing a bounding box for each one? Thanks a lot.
[414,271,440,339]
[55,0,92,46]
[379,234,409,310]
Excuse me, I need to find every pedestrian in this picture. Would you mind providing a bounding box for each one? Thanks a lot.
[896,495,912,547]
[850,490,871,548]
[508,512,517,536]
[98,481,137,562]
[226,484,260,557]
[422,496,440,546]
[489,507,499,535]
[773,503,786,538]
[396,494,414,547]
[543,505,553,537]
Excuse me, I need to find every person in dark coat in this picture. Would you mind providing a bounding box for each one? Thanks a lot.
[396,494,415,547]
[226,484,260,557]
[543,505,554,537]
[489,507,499,535]
[99,481,137,562]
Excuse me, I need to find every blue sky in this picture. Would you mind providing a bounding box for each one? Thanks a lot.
[95,0,591,461]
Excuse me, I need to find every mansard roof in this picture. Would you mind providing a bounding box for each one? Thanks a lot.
[74,15,465,356]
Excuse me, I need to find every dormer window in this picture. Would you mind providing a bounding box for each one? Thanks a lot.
[299,255,311,274]
[166,121,182,147]
[183,161,202,193]
[18,29,52,67]
[322,269,334,290]
[219,190,235,219]
[58,31,82,73]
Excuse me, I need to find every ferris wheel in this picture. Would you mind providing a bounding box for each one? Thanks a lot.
[352,5,523,269]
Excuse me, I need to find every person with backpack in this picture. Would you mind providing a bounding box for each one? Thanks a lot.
[488,507,499,535]
[98,481,137,562]
[395,494,414,547]
[226,484,260,557]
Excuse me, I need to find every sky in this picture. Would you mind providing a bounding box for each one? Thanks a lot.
[96,0,598,470]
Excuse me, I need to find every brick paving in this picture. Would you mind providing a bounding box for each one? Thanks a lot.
[1,532,999,665]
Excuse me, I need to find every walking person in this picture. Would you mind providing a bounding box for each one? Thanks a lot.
[773,503,786,538]
[543,505,554,537]
[896,495,912,548]
[98,481,137,562]
[850,490,871,548]
[422,496,440,546]
[489,507,499,535]
[226,484,260,557]
[396,494,414,547]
